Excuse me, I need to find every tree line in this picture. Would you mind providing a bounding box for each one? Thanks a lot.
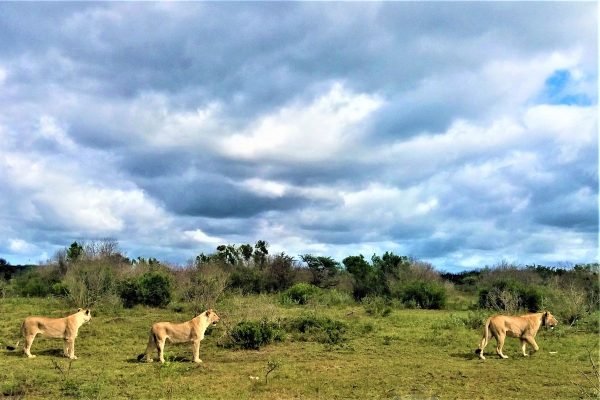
[0,240,598,328]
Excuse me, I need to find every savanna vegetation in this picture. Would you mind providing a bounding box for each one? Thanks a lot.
[0,241,598,399]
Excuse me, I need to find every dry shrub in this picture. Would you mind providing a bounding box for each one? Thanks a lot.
[63,260,116,307]
[180,262,230,314]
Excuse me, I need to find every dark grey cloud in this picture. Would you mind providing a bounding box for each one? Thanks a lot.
[139,174,309,218]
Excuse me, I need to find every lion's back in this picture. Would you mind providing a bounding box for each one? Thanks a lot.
[23,316,68,337]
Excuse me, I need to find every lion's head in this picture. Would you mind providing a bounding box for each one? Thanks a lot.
[206,309,220,325]
[77,308,92,323]
[543,311,558,329]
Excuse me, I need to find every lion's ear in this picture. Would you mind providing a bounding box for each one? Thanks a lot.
[206,310,212,317]
[85,309,90,315]
[77,308,82,312]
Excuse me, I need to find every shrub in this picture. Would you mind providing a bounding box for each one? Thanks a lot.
[13,270,53,297]
[50,282,69,297]
[478,279,542,312]
[118,278,142,308]
[434,311,487,330]
[226,319,285,350]
[137,271,173,307]
[362,296,393,317]
[63,261,116,307]
[281,283,320,305]
[228,267,264,294]
[13,267,61,298]
[398,281,447,309]
[546,285,596,326]
[316,288,354,307]
[180,264,229,313]
[285,314,348,345]
[118,271,173,308]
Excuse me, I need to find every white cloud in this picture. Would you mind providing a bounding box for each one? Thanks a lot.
[220,83,383,162]
[37,115,77,150]
[8,238,35,254]
[1,151,171,234]
[182,229,222,245]
[523,104,597,163]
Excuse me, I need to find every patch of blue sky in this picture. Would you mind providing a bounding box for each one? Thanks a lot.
[539,69,596,106]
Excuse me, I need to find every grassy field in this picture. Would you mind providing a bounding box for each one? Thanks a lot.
[0,295,598,399]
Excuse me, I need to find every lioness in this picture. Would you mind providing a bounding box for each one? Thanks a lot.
[22,308,92,359]
[475,311,558,360]
[138,309,220,363]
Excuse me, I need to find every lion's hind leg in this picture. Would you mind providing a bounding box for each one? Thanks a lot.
[495,334,509,359]
[143,332,156,363]
[476,335,488,360]
[476,323,492,360]
[23,333,37,358]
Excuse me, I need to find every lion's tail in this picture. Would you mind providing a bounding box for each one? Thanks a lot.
[5,322,24,351]
[5,340,19,351]
[475,317,492,356]
[137,330,156,362]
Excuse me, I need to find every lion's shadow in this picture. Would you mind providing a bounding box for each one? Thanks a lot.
[450,351,480,360]
[3,347,68,358]
[126,355,192,364]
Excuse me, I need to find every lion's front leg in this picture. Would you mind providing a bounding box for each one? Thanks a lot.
[157,338,166,363]
[523,335,539,354]
[520,339,529,356]
[63,339,70,357]
[192,340,202,363]
[67,339,77,360]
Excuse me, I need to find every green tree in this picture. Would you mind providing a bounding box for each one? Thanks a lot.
[300,254,340,288]
[343,255,380,299]
[66,241,84,262]
[253,240,269,268]
[239,244,254,265]
[216,244,240,265]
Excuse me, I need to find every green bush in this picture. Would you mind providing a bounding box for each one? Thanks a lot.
[63,261,116,307]
[118,272,173,308]
[362,296,393,317]
[398,281,447,309]
[118,278,142,308]
[478,279,542,312]
[316,288,354,307]
[50,282,69,297]
[138,271,172,307]
[285,314,348,345]
[13,272,51,297]
[281,283,320,305]
[227,267,264,294]
[227,319,285,350]
[12,269,60,297]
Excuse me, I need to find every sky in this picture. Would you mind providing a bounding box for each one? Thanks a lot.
[0,2,597,272]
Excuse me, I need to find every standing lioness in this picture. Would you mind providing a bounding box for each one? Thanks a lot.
[138,309,220,363]
[475,311,558,360]
[22,308,92,359]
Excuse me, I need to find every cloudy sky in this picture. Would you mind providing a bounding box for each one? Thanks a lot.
[0,2,597,271]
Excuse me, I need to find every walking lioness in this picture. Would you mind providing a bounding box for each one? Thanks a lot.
[138,309,220,363]
[475,311,558,360]
[21,308,92,359]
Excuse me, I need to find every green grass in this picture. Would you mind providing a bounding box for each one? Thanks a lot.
[0,295,598,399]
